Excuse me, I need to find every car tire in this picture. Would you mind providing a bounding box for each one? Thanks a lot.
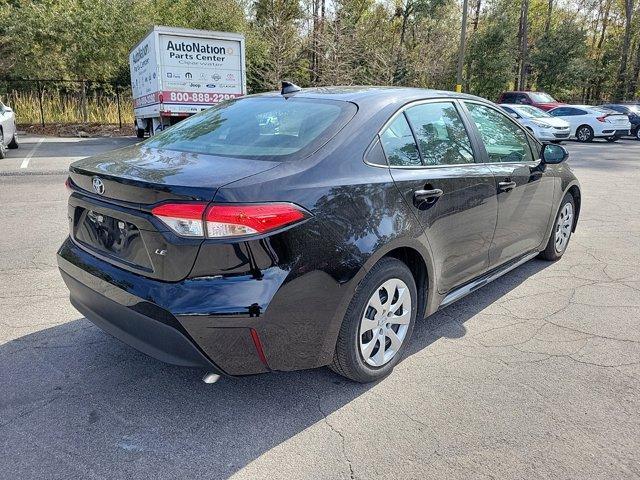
[538,193,575,261]
[605,136,619,142]
[0,130,5,159]
[136,128,146,139]
[635,128,640,140]
[330,257,417,383]
[575,125,594,142]
[7,133,18,149]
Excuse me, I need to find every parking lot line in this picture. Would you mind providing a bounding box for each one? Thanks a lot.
[20,137,45,169]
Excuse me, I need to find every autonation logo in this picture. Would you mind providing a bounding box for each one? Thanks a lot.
[166,40,226,55]
[132,44,149,63]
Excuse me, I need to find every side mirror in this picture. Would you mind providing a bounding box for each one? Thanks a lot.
[542,143,568,164]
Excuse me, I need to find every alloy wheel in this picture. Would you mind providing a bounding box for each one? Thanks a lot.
[555,202,574,253]
[577,127,591,142]
[359,278,411,367]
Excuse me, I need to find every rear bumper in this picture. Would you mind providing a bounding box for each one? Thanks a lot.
[58,233,349,375]
[57,237,275,376]
[61,269,223,371]
[597,128,631,137]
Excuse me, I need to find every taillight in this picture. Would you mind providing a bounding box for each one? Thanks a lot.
[596,115,607,123]
[151,202,307,238]
[151,203,207,237]
[64,177,73,192]
[205,203,307,238]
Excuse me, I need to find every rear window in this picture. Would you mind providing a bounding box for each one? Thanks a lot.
[144,97,356,160]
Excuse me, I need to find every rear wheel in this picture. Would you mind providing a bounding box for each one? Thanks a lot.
[7,133,18,149]
[635,127,640,140]
[539,193,575,261]
[330,257,417,383]
[136,128,145,139]
[575,125,594,142]
[606,136,619,142]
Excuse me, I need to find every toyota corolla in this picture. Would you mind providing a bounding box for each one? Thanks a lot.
[58,85,581,383]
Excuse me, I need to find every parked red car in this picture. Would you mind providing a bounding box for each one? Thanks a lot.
[498,91,565,111]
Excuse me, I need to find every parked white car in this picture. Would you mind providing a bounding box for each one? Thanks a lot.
[499,104,571,142]
[0,100,19,158]
[548,105,631,142]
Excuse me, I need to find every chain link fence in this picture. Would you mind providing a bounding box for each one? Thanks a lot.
[0,79,134,128]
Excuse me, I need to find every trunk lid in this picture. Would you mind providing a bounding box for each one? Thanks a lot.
[69,144,278,204]
[604,114,630,126]
[67,144,279,281]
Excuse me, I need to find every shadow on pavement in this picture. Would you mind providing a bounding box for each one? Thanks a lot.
[0,259,550,479]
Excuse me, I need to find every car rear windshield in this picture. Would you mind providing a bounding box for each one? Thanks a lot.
[144,97,357,160]
[529,92,556,103]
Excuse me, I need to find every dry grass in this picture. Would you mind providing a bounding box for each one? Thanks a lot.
[3,90,134,125]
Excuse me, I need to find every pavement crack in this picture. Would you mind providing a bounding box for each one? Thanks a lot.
[309,384,355,479]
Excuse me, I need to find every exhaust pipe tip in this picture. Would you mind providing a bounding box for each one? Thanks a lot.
[202,372,221,384]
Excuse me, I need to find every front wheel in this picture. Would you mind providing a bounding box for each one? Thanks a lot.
[330,257,417,383]
[539,193,575,261]
[575,125,594,142]
[0,130,5,159]
[635,128,640,140]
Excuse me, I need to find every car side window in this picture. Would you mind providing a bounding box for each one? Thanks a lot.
[465,102,533,164]
[404,102,475,166]
[379,114,421,166]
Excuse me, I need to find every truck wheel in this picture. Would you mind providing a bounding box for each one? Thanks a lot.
[136,128,145,139]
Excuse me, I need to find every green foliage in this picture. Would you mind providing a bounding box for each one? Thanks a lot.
[530,23,588,99]
[1,0,638,109]
[466,14,517,100]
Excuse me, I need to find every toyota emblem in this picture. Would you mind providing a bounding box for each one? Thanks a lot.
[92,177,105,195]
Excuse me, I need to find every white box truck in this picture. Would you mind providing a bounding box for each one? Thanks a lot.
[129,26,246,137]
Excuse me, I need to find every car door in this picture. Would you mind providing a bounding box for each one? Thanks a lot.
[549,107,584,136]
[462,101,555,267]
[381,100,498,294]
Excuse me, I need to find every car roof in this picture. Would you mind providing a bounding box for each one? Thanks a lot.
[251,86,487,107]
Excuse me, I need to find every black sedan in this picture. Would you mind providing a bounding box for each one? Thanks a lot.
[58,86,581,383]
[600,103,640,140]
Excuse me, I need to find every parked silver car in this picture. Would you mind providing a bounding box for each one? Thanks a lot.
[0,100,19,158]
[500,104,571,142]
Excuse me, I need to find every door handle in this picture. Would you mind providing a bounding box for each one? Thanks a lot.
[413,188,443,204]
[498,181,517,192]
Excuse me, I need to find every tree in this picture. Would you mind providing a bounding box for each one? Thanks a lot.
[467,13,517,99]
[613,0,634,100]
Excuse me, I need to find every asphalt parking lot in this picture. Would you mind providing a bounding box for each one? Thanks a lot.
[1,134,639,479]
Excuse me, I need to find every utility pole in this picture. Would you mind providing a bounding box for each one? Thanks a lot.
[456,0,469,93]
